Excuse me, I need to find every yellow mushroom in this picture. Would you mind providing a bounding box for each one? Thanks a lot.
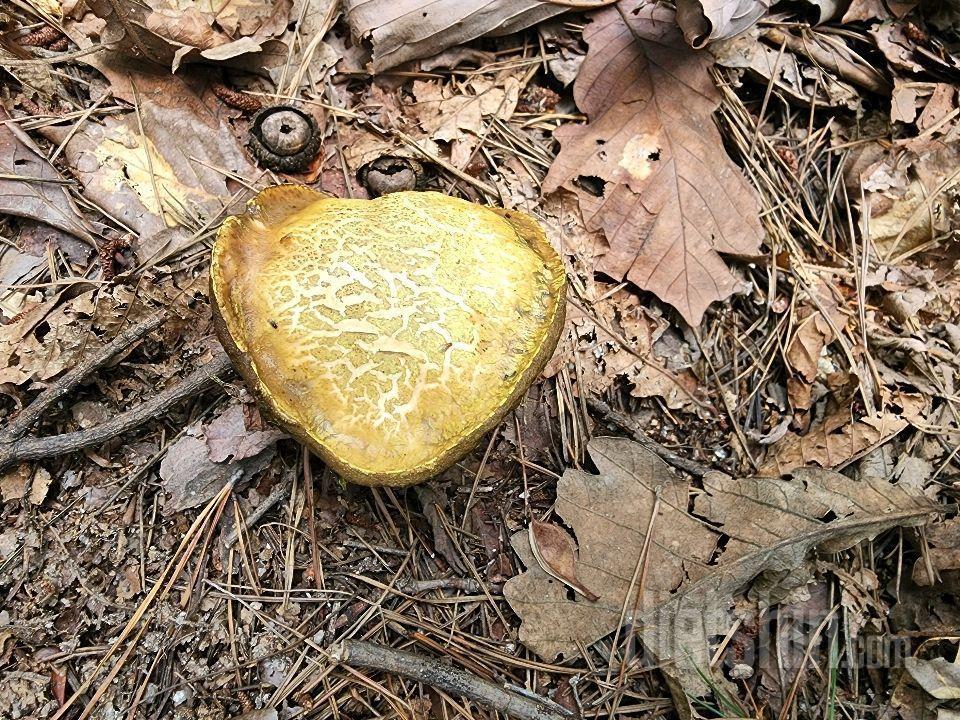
[211,186,565,487]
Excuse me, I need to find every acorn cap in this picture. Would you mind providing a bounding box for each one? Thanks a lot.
[248,106,321,173]
[211,187,566,487]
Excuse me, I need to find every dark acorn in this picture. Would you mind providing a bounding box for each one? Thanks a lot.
[357,155,428,197]
[248,105,321,173]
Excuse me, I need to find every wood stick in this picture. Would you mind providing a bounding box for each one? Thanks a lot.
[0,351,234,472]
[331,639,576,720]
[587,397,712,477]
[3,312,167,441]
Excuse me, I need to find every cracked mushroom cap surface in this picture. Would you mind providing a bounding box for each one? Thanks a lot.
[211,187,566,487]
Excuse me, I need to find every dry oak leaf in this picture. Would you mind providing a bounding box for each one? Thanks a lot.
[505,436,938,705]
[343,0,565,72]
[542,2,763,326]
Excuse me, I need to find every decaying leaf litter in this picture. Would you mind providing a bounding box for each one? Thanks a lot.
[0,0,958,717]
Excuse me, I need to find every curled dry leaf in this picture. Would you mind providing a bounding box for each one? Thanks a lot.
[529,520,599,602]
[675,0,771,48]
[88,0,293,70]
[543,2,764,326]
[505,437,938,706]
[343,0,565,72]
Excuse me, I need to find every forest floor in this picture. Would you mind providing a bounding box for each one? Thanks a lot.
[1,1,960,719]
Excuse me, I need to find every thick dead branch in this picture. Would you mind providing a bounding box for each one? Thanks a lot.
[4,312,167,441]
[332,639,576,720]
[0,351,234,472]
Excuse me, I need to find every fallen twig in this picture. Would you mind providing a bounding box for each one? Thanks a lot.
[587,397,712,477]
[0,351,234,472]
[221,482,290,548]
[397,577,481,594]
[3,312,167,442]
[331,639,577,720]
[2,42,104,67]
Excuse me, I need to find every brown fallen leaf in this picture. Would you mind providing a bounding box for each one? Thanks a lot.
[760,411,908,475]
[160,403,279,514]
[543,2,764,326]
[88,0,292,70]
[912,518,960,586]
[41,69,258,260]
[844,139,960,261]
[205,403,286,463]
[905,653,960,700]
[843,0,918,22]
[892,80,923,124]
[529,520,599,602]
[505,436,938,708]
[343,0,565,72]
[0,107,93,243]
[786,310,835,384]
[784,279,848,411]
[0,464,51,505]
[871,22,926,75]
[0,291,107,386]
[713,29,859,109]
[675,0,771,48]
[416,484,468,575]
[546,280,703,410]
[916,84,958,133]
[410,74,521,167]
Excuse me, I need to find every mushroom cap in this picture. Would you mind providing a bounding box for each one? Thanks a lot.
[211,187,566,487]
